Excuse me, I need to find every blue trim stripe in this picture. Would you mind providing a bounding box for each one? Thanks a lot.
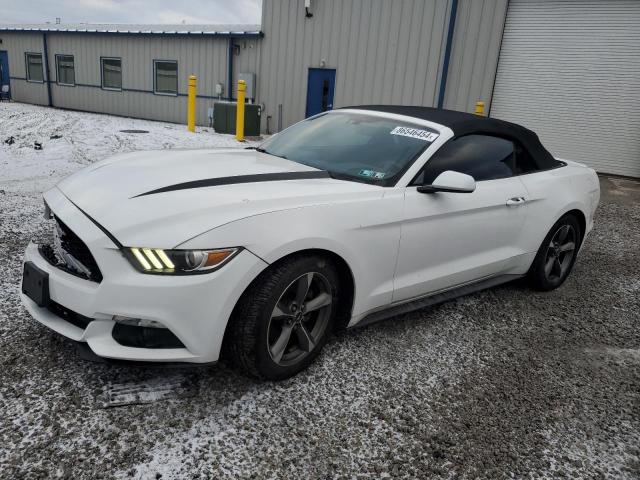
[10,76,231,100]
[437,0,458,109]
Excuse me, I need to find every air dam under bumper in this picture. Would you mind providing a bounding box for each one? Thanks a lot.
[20,190,268,363]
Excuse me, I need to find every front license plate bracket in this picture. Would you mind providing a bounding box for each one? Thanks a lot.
[22,261,50,307]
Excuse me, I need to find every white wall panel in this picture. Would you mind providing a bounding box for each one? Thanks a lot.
[491,0,640,177]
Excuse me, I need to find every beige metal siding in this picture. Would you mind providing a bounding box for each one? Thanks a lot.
[2,32,259,126]
[2,1,511,133]
[46,34,229,125]
[443,0,508,112]
[232,37,261,100]
[491,0,640,177]
[257,0,452,131]
[1,32,50,105]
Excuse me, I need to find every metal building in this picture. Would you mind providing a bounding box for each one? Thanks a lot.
[257,0,506,132]
[1,0,638,177]
[256,0,638,178]
[0,24,262,126]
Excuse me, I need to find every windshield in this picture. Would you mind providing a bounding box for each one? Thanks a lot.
[259,111,440,185]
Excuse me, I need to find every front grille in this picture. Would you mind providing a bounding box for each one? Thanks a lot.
[40,216,103,283]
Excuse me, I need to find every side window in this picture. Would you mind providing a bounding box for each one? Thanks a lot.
[154,60,178,95]
[56,55,75,86]
[513,142,538,174]
[25,53,44,82]
[101,57,122,91]
[417,135,516,184]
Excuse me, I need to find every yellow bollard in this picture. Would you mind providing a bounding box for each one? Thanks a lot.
[236,80,246,142]
[475,101,485,116]
[187,75,197,132]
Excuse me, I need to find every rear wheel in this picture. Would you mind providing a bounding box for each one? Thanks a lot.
[528,214,581,291]
[223,255,339,380]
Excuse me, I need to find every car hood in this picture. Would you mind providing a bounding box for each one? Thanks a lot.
[54,148,381,248]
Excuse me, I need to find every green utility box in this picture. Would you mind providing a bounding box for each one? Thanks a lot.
[213,101,261,136]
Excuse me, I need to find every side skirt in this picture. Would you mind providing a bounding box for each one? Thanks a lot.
[352,274,524,329]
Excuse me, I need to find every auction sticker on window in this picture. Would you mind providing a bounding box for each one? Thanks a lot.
[359,169,386,179]
[390,126,439,142]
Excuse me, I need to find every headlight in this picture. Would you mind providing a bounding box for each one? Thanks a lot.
[126,247,241,275]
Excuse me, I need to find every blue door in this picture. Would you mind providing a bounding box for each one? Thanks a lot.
[0,51,10,99]
[305,68,336,117]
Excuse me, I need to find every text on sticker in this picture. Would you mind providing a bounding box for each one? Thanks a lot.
[390,126,439,142]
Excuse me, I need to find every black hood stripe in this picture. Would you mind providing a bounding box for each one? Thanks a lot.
[133,170,332,198]
[57,188,124,249]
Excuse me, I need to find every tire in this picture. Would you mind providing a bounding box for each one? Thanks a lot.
[528,214,582,291]
[223,254,340,380]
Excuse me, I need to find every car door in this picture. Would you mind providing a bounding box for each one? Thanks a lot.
[393,134,530,302]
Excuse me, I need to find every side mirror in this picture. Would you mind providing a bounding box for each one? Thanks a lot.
[417,170,476,194]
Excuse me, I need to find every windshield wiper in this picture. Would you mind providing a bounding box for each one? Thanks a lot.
[245,146,267,153]
[245,146,289,160]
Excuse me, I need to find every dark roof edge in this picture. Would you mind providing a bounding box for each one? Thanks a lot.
[0,28,264,38]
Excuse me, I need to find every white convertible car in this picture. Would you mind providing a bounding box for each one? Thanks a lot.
[21,106,600,379]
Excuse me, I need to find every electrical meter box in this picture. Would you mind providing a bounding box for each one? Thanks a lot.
[213,101,261,136]
[237,72,256,99]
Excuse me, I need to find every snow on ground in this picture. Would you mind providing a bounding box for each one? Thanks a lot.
[1,102,639,479]
[0,102,256,194]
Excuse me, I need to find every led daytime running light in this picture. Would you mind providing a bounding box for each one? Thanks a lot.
[131,248,151,270]
[154,249,175,269]
[142,248,163,269]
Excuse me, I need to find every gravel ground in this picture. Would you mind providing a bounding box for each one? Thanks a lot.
[1,103,639,479]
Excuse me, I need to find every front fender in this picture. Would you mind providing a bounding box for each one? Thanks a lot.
[179,198,404,318]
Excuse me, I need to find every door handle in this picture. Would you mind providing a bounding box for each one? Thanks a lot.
[506,197,526,206]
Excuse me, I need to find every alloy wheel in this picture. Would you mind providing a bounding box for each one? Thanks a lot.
[267,272,333,366]
[544,224,577,282]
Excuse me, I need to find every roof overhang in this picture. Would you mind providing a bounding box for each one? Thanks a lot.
[0,25,264,38]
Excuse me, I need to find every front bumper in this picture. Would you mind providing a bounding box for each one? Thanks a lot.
[21,188,268,363]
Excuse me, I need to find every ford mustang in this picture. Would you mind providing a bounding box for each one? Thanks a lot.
[21,106,600,379]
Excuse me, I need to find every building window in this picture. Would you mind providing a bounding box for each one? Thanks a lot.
[56,55,75,86]
[101,57,122,90]
[25,53,44,83]
[154,60,178,95]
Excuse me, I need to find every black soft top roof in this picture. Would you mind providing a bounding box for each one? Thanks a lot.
[344,105,560,170]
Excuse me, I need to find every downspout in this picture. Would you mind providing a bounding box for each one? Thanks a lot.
[227,37,234,101]
[487,0,510,117]
[437,0,458,109]
[42,32,53,107]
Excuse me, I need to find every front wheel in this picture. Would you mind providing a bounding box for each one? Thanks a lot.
[528,214,582,291]
[223,255,339,380]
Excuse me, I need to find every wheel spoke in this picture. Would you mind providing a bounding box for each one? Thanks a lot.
[552,258,563,277]
[557,225,570,243]
[305,292,331,312]
[559,241,575,253]
[295,272,314,305]
[270,324,294,363]
[272,303,292,318]
[544,256,555,277]
[295,324,315,352]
